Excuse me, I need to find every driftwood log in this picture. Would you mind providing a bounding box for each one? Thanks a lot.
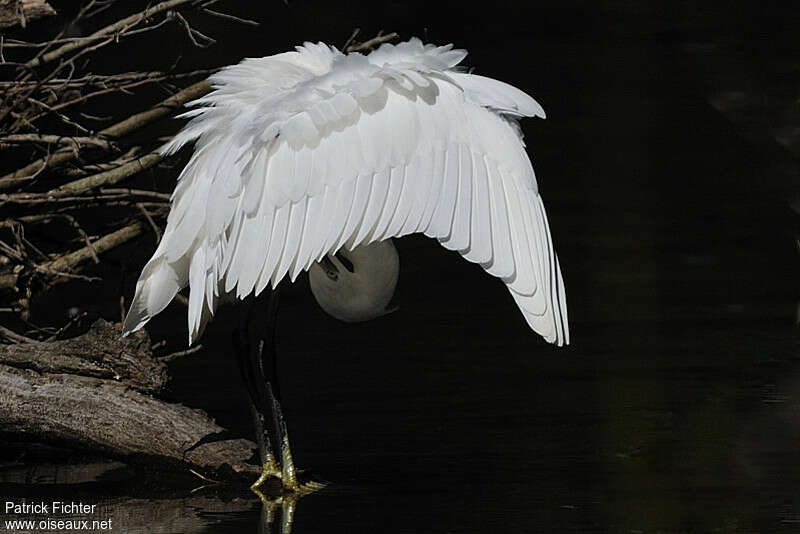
[0,319,259,481]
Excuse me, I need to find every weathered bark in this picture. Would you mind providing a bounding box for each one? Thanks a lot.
[0,319,166,393]
[0,320,259,481]
[0,0,56,29]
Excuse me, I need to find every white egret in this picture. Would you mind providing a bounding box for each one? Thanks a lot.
[122,38,569,494]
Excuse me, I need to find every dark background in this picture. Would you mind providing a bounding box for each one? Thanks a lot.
[3,1,800,532]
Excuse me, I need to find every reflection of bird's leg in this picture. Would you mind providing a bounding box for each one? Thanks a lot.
[256,493,300,534]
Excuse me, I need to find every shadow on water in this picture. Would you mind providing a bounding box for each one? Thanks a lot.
[3,1,800,532]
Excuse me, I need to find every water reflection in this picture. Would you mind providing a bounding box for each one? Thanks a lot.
[254,492,298,534]
[0,459,250,533]
[0,454,332,533]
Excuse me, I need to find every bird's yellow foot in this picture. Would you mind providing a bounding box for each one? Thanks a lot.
[250,438,325,496]
[250,468,325,534]
[250,470,325,497]
[250,454,282,492]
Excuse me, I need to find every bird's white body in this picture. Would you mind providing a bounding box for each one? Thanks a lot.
[122,38,569,346]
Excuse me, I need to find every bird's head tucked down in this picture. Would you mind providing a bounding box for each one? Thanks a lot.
[308,240,399,322]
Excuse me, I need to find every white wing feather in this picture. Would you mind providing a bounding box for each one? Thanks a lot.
[123,38,569,346]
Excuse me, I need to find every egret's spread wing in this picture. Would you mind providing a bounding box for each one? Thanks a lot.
[123,38,569,346]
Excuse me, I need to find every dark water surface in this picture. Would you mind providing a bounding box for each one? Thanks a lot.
[3,2,800,533]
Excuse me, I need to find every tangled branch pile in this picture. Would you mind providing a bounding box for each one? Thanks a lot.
[0,0,251,339]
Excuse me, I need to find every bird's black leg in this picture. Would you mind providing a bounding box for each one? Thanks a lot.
[233,284,320,495]
[234,286,282,490]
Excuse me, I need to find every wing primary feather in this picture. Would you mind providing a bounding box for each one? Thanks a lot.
[310,184,337,264]
[401,150,434,235]
[274,198,307,285]
[239,208,275,295]
[384,161,415,238]
[254,206,280,294]
[417,147,446,233]
[289,197,315,281]
[295,191,325,276]
[556,256,570,344]
[425,145,459,239]
[442,144,473,251]
[536,193,569,345]
[221,211,244,276]
[263,203,290,288]
[483,158,514,278]
[242,147,268,214]
[187,246,206,343]
[371,165,405,241]
[323,178,357,253]
[462,151,492,263]
[339,172,372,251]
[499,170,537,296]
[356,169,389,245]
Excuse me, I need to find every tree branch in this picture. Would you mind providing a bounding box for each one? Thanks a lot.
[24,0,198,69]
[51,151,163,194]
[345,31,399,53]
[0,80,210,190]
[42,220,146,276]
